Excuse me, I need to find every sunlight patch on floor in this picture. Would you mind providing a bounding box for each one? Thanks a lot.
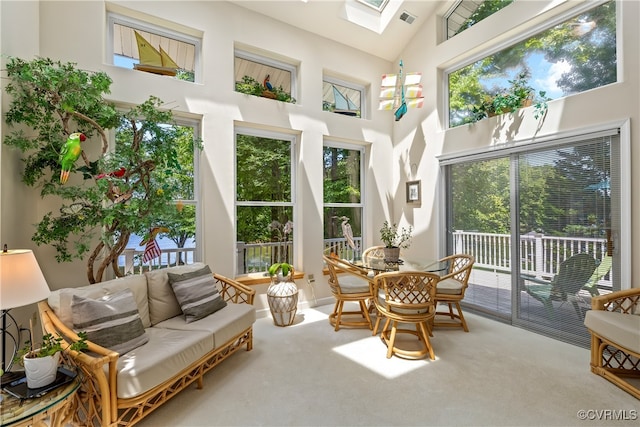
[332,335,437,379]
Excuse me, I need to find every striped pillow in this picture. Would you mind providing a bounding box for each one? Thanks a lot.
[72,288,149,355]
[168,265,227,323]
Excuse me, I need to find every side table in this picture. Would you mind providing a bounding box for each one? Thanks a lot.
[0,373,80,427]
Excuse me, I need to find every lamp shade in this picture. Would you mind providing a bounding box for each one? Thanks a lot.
[0,249,51,310]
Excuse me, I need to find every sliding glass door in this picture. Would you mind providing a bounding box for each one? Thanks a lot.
[445,131,621,346]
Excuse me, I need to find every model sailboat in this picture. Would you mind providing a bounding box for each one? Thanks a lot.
[379,60,423,121]
[332,85,359,116]
[133,31,179,76]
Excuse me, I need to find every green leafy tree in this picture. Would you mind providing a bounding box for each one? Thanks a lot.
[3,57,193,283]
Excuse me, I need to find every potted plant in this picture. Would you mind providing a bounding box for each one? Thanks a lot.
[235,75,296,103]
[15,332,87,388]
[471,71,549,122]
[380,221,413,262]
[266,262,298,326]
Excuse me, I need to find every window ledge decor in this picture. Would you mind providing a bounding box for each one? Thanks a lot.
[406,180,421,203]
[235,75,296,103]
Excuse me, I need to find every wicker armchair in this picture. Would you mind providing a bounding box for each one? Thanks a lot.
[434,254,475,332]
[323,255,373,331]
[373,271,440,360]
[584,288,640,400]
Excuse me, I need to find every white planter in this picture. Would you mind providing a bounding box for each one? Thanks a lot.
[23,351,60,388]
[267,272,298,327]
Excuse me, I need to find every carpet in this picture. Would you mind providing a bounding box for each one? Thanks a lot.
[137,303,639,426]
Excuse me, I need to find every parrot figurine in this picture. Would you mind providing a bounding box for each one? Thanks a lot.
[59,132,87,184]
[263,74,274,91]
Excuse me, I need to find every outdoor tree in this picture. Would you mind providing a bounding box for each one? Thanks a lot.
[3,57,196,283]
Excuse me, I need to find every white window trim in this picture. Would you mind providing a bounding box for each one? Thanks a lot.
[106,12,202,83]
[234,126,298,274]
[323,139,366,242]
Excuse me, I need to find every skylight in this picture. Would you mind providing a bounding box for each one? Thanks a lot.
[357,0,389,13]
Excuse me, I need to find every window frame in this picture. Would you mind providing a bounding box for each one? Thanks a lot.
[443,0,617,129]
[106,12,202,83]
[234,126,298,275]
[322,140,366,258]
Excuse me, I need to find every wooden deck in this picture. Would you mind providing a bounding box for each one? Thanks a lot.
[459,268,611,346]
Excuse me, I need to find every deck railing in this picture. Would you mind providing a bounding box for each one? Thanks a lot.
[119,232,610,286]
[453,230,609,278]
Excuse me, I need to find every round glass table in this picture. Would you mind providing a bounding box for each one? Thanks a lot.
[0,370,80,427]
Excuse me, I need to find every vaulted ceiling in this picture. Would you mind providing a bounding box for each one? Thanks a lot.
[232,1,445,61]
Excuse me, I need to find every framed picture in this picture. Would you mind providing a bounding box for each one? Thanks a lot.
[406,180,421,203]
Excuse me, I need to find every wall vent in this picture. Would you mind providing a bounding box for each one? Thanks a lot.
[399,11,416,24]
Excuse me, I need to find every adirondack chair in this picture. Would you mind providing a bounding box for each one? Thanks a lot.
[523,253,597,319]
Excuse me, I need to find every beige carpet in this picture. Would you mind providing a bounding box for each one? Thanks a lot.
[138,303,639,427]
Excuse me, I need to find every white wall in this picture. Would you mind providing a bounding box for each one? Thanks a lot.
[395,0,639,287]
[1,0,638,325]
[0,1,398,316]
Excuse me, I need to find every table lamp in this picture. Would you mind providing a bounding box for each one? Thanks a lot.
[1,247,51,380]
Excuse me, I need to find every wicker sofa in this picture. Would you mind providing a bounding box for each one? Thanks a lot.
[584,288,640,400]
[38,263,256,426]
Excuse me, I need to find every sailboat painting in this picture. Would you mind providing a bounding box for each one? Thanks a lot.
[133,31,180,76]
[332,85,359,117]
[379,60,424,121]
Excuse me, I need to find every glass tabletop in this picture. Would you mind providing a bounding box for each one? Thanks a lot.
[0,368,80,426]
[346,257,449,273]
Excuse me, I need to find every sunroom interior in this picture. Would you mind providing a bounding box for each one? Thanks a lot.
[1,0,638,400]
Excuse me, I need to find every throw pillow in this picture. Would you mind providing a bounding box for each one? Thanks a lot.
[72,288,149,355]
[168,265,227,323]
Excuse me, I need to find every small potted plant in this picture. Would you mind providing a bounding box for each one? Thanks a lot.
[15,332,87,388]
[266,262,298,326]
[380,221,413,262]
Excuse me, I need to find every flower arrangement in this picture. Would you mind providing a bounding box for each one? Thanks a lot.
[380,221,413,249]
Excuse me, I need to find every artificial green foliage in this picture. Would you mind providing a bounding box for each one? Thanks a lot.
[268,262,293,277]
[3,57,197,283]
[235,75,296,103]
[471,71,549,122]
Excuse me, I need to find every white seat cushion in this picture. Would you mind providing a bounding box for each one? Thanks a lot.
[111,327,212,399]
[155,303,256,349]
[584,310,640,354]
[436,278,464,295]
[337,275,371,294]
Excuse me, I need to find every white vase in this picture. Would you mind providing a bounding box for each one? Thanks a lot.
[24,351,60,388]
[267,272,298,327]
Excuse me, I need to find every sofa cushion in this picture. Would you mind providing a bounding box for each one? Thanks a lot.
[155,303,256,349]
[111,327,213,399]
[49,274,151,329]
[145,263,207,325]
[584,310,640,354]
[72,289,149,355]
[168,265,227,323]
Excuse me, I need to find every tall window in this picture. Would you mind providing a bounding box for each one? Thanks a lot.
[444,130,623,347]
[322,77,365,118]
[236,128,295,274]
[108,13,199,82]
[323,143,364,260]
[119,119,200,272]
[448,1,616,127]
